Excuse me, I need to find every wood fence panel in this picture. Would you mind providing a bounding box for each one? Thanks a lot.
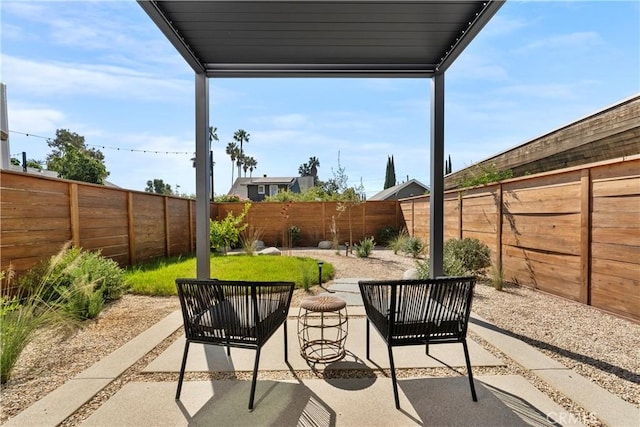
[589,160,640,319]
[363,201,401,241]
[1,173,71,276]
[131,193,166,262]
[167,198,191,256]
[461,187,499,258]
[443,194,460,241]
[77,185,129,264]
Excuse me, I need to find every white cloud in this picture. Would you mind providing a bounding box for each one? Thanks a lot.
[2,55,191,101]
[516,31,603,53]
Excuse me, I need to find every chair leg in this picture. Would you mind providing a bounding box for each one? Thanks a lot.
[283,319,288,363]
[387,344,400,409]
[248,347,261,410]
[175,341,190,400]
[425,343,429,355]
[366,318,370,360]
[462,340,477,401]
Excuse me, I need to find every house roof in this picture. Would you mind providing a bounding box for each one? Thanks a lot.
[369,178,429,200]
[138,1,504,78]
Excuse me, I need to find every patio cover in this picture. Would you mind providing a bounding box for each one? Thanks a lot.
[138,0,505,277]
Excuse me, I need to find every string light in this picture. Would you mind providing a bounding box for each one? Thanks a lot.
[8,130,192,155]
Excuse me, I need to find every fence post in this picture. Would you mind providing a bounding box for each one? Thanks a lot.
[69,183,80,247]
[580,169,592,305]
[127,192,136,265]
[496,184,503,272]
[457,191,463,239]
[164,196,170,257]
[188,200,194,253]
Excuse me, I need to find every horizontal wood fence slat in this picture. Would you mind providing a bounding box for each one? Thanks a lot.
[1,156,638,320]
[400,156,640,321]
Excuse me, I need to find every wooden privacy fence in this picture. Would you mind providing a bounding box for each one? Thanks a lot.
[0,171,196,276]
[401,156,640,321]
[214,200,403,248]
[0,170,402,277]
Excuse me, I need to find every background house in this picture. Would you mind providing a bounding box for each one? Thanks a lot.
[369,179,429,200]
[228,175,314,201]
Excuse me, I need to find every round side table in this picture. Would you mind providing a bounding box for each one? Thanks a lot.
[297,295,348,364]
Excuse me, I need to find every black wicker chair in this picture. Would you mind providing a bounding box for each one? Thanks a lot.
[175,278,294,410]
[358,277,477,409]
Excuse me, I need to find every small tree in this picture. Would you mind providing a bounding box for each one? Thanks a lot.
[210,203,250,253]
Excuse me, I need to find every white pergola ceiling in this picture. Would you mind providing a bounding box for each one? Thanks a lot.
[138,0,504,77]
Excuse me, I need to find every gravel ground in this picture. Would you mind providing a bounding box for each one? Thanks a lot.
[1,248,638,425]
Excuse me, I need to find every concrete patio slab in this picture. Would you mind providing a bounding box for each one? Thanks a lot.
[81,375,574,427]
[144,318,503,373]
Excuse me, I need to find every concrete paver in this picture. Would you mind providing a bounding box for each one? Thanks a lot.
[81,376,577,427]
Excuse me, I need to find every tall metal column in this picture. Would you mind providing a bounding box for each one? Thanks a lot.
[195,73,210,279]
[429,72,445,278]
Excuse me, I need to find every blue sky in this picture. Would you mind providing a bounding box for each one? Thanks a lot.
[2,1,639,197]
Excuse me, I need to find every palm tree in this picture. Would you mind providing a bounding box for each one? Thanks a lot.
[226,142,239,184]
[233,129,250,178]
[246,157,258,177]
[308,156,320,179]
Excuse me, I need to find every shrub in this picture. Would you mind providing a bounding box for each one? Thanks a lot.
[375,226,398,246]
[416,237,491,278]
[388,229,409,255]
[1,254,75,384]
[416,253,466,278]
[298,265,315,291]
[287,225,301,247]
[490,263,504,291]
[444,238,491,275]
[240,227,263,255]
[210,203,250,253]
[17,245,127,321]
[354,236,376,258]
[403,236,426,258]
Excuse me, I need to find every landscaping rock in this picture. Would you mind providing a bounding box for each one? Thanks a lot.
[318,241,333,249]
[403,268,419,280]
[255,240,266,250]
[258,247,281,256]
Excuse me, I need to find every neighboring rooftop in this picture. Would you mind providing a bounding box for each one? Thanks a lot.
[369,179,429,201]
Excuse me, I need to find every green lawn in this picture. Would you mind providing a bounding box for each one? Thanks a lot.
[124,254,335,296]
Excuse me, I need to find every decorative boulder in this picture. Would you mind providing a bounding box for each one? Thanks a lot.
[258,247,281,256]
[254,240,266,250]
[318,241,333,249]
[403,268,419,280]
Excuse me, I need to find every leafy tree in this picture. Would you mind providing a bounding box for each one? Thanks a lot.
[299,156,320,184]
[145,179,173,195]
[46,129,108,184]
[210,202,251,253]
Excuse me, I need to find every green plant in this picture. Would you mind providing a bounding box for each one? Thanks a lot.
[1,257,73,384]
[490,263,504,291]
[287,225,301,247]
[354,236,376,258]
[444,238,491,276]
[17,245,127,321]
[459,163,513,188]
[376,226,399,246]
[298,265,315,291]
[416,253,466,278]
[388,229,409,254]
[240,227,263,255]
[210,203,250,253]
[403,236,426,258]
